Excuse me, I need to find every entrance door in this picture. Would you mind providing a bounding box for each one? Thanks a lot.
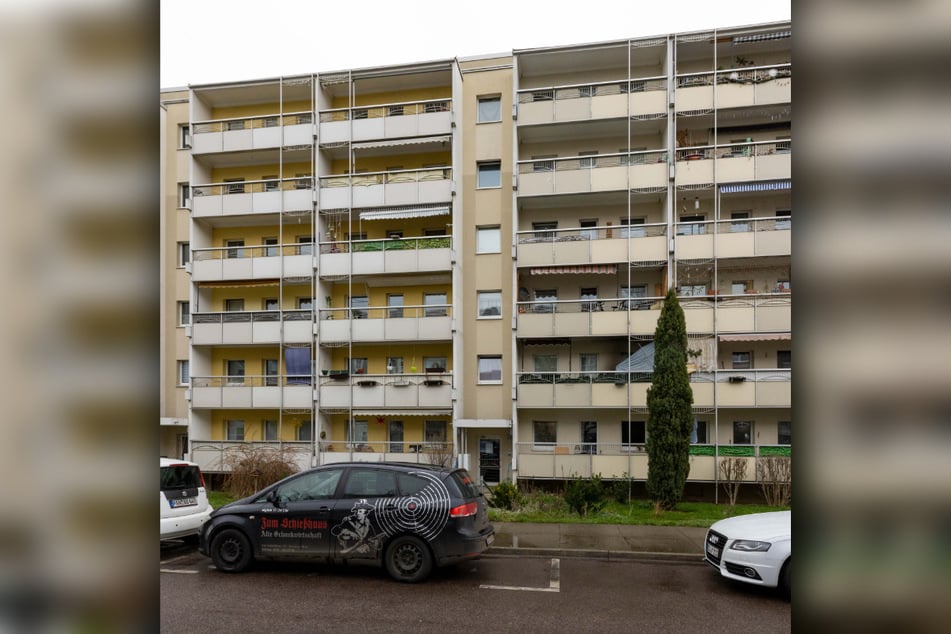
[479,438,501,484]
[388,421,404,454]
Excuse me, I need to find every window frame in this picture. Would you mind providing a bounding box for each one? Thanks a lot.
[177,301,190,326]
[476,226,501,254]
[532,420,557,450]
[477,290,502,318]
[263,419,278,441]
[732,351,752,369]
[347,419,369,448]
[477,355,503,384]
[733,421,753,445]
[477,161,502,189]
[177,242,190,267]
[423,292,448,317]
[777,350,791,369]
[477,95,502,123]
[177,360,189,386]
[777,421,791,445]
[226,419,245,441]
[178,124,191,149]
[179,183,190,208]
[621,420,646,450]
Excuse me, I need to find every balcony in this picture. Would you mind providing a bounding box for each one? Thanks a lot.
[516,77,668,126]
[189,441,315,473]
[191,310,312,345]
[317,373,452,409]
[190,376,315,409]
[319,167,452,209]
[675,140,791,186]
[517,297,663,338]
[707,369,792,407]
[191,177,313,218]
[191,243,314,282]
[319,235,451,277]
[517,223,667,267]
[318,99,451,145]
[319,441,454,466]
[319,303,452,343]
[191,112,313,154]
[517,150,667,198]
[675,64,791,112]
[677,294,791,333]
[517,371,652,408]
[675,216,791,259]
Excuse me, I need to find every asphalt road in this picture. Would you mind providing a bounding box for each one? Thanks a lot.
[160,543,790,633]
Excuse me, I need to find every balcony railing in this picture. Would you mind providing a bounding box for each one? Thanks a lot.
[675,139,790,162]
[320,235,450,255]
[675,217,791,236]
[320,166,451,189]
[516,76,668,103]
[517,149,667,175]
[317,372,452,387]
[192,243,314,261]
[192,375,314,388]
[517,371,652,385]
[189,440,315,473]
[319,99,450,123]
[675,63,792,88]
[517,222,666,244]
[518,296,663,314]
[191,176,313,197]
[319,303,452,321]
[192,310,307,324]
[192,112,313,134]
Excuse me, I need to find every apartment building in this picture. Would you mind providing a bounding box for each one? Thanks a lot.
[160,21,791,492]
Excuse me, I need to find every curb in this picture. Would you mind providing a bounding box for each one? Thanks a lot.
[484,546,706,564]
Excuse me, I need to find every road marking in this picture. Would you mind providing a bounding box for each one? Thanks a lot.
[480,558,560,593]
[160,569,199,574]
[160,555,192,565]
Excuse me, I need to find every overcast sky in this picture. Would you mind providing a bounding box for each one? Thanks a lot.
[161,0,790,88]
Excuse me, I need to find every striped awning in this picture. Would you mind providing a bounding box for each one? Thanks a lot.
[352,410,451,417]
[733,31,791,43]
[359,205,450,221]
[719,180,790,194]
[352,135,451,151]
[718,333,791,342]
[529,264,617,275]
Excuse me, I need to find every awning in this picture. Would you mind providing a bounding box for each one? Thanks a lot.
[352,410,451,417]
[359,205,450,221]
[733,31,791,43]
[352,135,451,151]
[718,333,791,342]
[719,180,790,194]
[453,419,511,429]
[529,264,617,275]
[197,279,280,288]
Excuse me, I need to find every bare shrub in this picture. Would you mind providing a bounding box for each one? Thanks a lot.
[222,444,300,498]
[424,443,455,469]
[719,457,749,507]
[756,456,791,507]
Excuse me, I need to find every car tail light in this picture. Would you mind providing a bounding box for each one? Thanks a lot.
[198,469,206,488]
[449,501,478,518]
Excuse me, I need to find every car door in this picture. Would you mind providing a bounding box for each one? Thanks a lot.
[258,467,343,557]
[330,467,400,562]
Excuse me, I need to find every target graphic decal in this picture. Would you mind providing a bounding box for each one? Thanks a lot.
[375,471,450,541]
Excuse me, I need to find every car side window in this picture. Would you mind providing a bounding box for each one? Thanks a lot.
[342,468,398,498]
[274,468,343,502]
[398,472,431,495]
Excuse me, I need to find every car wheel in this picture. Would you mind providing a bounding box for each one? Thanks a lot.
[385,535,433,583]
[210,528,253,573]
[780,559,791,599]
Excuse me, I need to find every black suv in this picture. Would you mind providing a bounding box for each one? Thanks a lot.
[199,462,494,582]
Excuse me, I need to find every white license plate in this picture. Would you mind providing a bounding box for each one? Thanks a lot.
[706,543,719,558]
[170,497,197,508]
[486,534,495,547]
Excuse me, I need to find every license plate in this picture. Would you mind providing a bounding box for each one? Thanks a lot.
[486,534,495,547]
[706,543,719,558]
[170,497,197,508]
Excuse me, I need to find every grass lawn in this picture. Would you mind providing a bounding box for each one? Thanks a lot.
[208,489,785,528]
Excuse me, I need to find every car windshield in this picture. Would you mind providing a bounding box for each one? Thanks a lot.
[161,465,201,491]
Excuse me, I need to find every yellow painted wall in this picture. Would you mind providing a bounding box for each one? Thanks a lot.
[325,218,451,240]
[211,99,313,120]
[326,284,451,312]
[329,151,451,175]
[330,86,451,109]
[211,225,312,248]
[325,342,452,374]
[326,417,450,445]
[211,410,308,441]
[211,161,311,182]
[211,349,293,375]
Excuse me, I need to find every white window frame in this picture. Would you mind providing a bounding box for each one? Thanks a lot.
[425,420,447,446]
[179,183,190,208]
[621,420,646,450]
[423,292,448,317]
[348,420,369,448]
[478,356,503,384]
[532,421,557,450]
[733,421,754,445]
[477,96,502,123]
[177,360,189,386]
[477,291,502,318]
[226,419,245,441]
[177,242,190,267]
[476,226,501,254]
[226,360,245,385]
[177,301,190,326]
[477,161,502,189]
[179,124,191,149]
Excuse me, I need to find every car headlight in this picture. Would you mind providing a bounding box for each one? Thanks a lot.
[730,540,772,552]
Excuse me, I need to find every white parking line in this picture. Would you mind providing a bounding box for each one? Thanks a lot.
[480,558,560,593]
[160,569,199,574]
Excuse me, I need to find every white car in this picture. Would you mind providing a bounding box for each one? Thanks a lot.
[161,457,213,541]
[704,510,790,596]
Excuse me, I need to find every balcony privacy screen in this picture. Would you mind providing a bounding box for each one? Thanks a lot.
[615,342,654,373]
[285,347,312,385]
[719,179,790,194]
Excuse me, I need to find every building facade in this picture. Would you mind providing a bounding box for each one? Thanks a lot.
[160,21,791,490]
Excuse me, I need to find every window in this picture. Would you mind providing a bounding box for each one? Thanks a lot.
[263,237,279,257]
[478,356,503,383]
[424,228,446,237]
[578,85,596,98]
[349,358,368,375]
[531,90,553,102]
[179,183,190,208]
[579,220,598,240]
[621,420,646,448]
[776,279,791,292]
[579,150,598,168]
[533,421,557,449]
[532,154,555,172]
[775,208,791,230]
[348,420,369,447]
[677,214,706,236]
[580,287,601,312]
[297,421,312,442]
[263,359,278,386]
[580,353,598,373]
[177,242,190,267]
[386,230,403,239]
[619,217,646,238]
[386,357,403,374]
[778,421,791,445]
[477,161,502,188]
[733,421,753,445]
[263,420,278,441]
[425,421,447,445]
[730,211,751,233]
[476,226,501,253]
[423,292,447,317]
[692,420,708,444]
[226,360,245,384]
[177,360,189,386]
[226,120,245,131]
[225,239,245,259]
[387,294,404,319]
[534,289,557,313]
[298,297,313,310]
[352,108,368,119]
[295,174,311,190]
[225,298,244,312]
[478,291,502,318]
[226,419,245,441]
[349,295,368,319]
[532,221,557,240]
[179,124,191,148]
[297,235,313,255]
[730,138,751,157]
[388,421,404,453]
[423,357,447,372]
[388,105,404,117]
[533,355,557,373]
[477,96,501,122]
[620,285,647,310]
[777,350,791,369]
[224,178,245,194]
[731,280,752,295]
[580,421,597,454]
[177,301,190,326]
[263,298,278,311]
[262,116,279,128]
[732,352,752,369]
[262,176,279,192]
[679,284,707,296]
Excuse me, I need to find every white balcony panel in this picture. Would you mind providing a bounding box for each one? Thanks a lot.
[318,319,349,343]
[417,111,452,136]
[253,256,282,278]
[319,120,350,144]
[518,171,554,196]
[628,162,667,188]
[716,303,755,332]
[222,129,252,152]
[284,320,313,344]
[518,454,555,478]
[221,257,253,279]
[191,131,222,154]
[283,254,313,277]
[755,153,791,180]
[222,193,253,215]
[517,242,553,267]
[384,182,418,206]
[518,100,554,125]
[717,232,755,258]
[688,456,716,480]
[413,247,451,272]
[757,381,791,407]
[319,185,351,208]
[592,383,628,407]
[190,259,222,281]
[352,384,385,408]
[221,321,252,344]
[553,313,588,337]
[675,233,713,259]
[319,252,349,277]
[252,386,281,408]
[352,251,384,275]
[383,383,419,408]
[630,308,662,335]
[630,91,667,116]
[351,118,385,141]
[192,194,223,217]
[191,387,221,408]
[383,318,418,340]
[352,318,385,341]
[590,165,627,192]
[675,159,714,186]
[554,170,591,194]
[591,311,628,337]
[283,188,313,211]
[417,179,452,203]
[691,382,714,407]
[384,115,417,138]
[252,191,281,213]
[222,386,253,408]
[684,305,714,333]
[591,93,627,119]
[675,85,713,111]
[755,230,791,256]
[716,157,755,183]
[252,320,281,344]
[283,385,314,409]
[757,302,791,331]
[418,383,451,407]
[353,184,385,207]
[553,97,589,122]
[283,123,313,146]
[632,235,667,261]
[319,384,351,408]
[517,313,555,338]
[192,323,222,345]
[552,239,590,265]
[554,383,589,407]
[756,78,791,105]
[517,384,552,408]
[717,382,754,407]
[597,238,629,264]
[715,83,755,110]
[252,126,281,148]
[628,383,649,407]
[417,316,451,340]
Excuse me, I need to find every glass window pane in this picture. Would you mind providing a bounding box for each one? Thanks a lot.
[477,162,501,188]
[478,356,502,382]
[476,227,500,253]
[478,97,501,122]
[478,291,502,317]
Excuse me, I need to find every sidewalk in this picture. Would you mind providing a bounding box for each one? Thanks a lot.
[487,522,708,562]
